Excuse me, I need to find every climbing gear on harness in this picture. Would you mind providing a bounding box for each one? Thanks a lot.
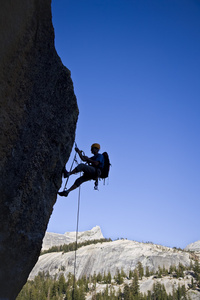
[59,142,111,193]
[94,179,99,190]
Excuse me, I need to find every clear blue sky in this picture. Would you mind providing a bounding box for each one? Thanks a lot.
[47,0,200,249]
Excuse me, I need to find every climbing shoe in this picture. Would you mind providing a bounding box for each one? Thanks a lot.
[58,190,69,197]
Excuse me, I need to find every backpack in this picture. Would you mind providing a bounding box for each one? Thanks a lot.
[100,152,111,179]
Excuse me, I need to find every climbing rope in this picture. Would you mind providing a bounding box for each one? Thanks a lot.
[63,151,78,191]
[63,142,99,298]
[65,144,81,299]
[72,183,81,300]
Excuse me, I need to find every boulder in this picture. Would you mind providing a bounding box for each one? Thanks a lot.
[0,0,78,299]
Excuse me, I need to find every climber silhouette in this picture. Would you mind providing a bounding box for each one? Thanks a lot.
[58,143,104,197]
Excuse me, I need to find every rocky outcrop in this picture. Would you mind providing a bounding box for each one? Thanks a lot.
[30,239,192,280]
[185,241,200,252]
[0,1,78,299]
[87,276,200,300]
[30,234,200,299]
[42,226,104,250]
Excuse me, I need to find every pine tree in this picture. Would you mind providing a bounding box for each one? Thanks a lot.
[97,272,103,283]
[180,285,187,300]
[147,290,151,300]
[38,289,47,300]
[123,284,130,300]
[145,266,150,277]
[130,270,139,297]
[129,270,133,279]
[169,265,176,274]
[29,287,38,300]
[92,272,97,284]
[58,273,67,294]
[72,284,80,300]
[104,285,109,299]
[51,282,58,298]
[79,285,86,300]
[193,259,200,274]
[137,262,144,279]
[107,271,112,284]
[152,282,167,300]
[103,271,107,284]
[177,263,185,278]
[157,266,162,278]
[96,292,103,300]
[162,266,168,276]
[115,269,124,285]
[120,267,126,278]
[78,275,89,292]
[117,287,123,300]
[65,288,72,300]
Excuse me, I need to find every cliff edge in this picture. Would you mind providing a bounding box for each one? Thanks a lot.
[0,1,78,299]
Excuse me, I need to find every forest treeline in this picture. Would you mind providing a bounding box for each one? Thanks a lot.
[41,238,112,255]
[17,259,200,300]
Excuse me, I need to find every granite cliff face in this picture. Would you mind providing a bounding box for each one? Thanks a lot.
[42,226,104,250]
[0,1,78,299]
[185,241,200,252]
[30,239,192,280]
[29,229,200,299]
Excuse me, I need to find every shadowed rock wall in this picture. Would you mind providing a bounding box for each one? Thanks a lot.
[0,1,78,299]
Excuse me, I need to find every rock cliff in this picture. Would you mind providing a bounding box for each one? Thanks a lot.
[185,241,200,252]
[30,239,192,280]
[42,226,104,250]
[0,1,78,299]
[29,231,200,299]
[87,276,200,300]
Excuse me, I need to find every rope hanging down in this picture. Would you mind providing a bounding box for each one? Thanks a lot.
[65,143,81,299]
[72,184,81,300]
[63,151,78,191]
[64,142,80,191]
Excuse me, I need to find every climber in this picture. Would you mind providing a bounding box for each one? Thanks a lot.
[58,143,104,197]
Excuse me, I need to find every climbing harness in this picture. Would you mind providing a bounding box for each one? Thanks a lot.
[63,142,101,192]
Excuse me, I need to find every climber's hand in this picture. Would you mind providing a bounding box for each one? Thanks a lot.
[82,155,89,162]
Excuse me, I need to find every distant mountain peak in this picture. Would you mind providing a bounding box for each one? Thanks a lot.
[185,240,200,252]
[42,226,104,250]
